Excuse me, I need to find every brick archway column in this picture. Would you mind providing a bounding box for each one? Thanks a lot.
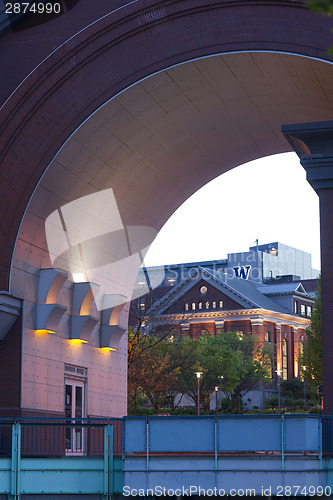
[282,121,333,415]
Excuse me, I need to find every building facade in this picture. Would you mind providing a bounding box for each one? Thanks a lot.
[146,267,312,381]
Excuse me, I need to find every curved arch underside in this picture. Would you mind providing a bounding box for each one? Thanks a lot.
[11,52,333,299]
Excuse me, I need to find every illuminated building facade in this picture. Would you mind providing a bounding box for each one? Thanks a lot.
[140,265,314,392]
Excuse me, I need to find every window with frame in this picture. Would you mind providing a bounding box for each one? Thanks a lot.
[265,354,273,379]
[282,339,288,380]
[300,304,306,316]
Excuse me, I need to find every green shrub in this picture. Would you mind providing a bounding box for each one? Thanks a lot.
[306,405,322,414]
[284,397,305,407]
[174,407,198,416]
[220,397,232,411]
[280,379,304,399]
[264,396,278,408]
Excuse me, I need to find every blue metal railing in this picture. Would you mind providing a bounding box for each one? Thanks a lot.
[0,415,332,498]
[0,417,122,457]
[0,415,332,458]
[0,419,123,498]
[123,414,325,459]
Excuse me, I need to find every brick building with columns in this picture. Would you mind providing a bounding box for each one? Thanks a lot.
[144,267,314,385]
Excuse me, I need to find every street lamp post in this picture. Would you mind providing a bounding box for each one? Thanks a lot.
[214,386,219,416]
[195,372,202,416]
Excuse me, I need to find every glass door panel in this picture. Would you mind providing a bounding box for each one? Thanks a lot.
[65,380,86,454]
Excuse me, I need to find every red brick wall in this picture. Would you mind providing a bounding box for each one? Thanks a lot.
[0,315,22,409]
[0,0,129,104]
[189,322,216,338]
[223,320,251,335]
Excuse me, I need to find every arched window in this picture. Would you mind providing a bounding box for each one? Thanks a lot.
[265,355,273,379]
[282,339,288,380]
[219,300,223,309]
[185,303,189,311]
[198,302,202,310]
[192,302,196,311]
[212,301,216,309]
[205,301,209,309]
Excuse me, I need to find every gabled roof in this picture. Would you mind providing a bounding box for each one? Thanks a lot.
[149,266,291,316]
[256,282,307,296]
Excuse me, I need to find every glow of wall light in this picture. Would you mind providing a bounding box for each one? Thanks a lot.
[69,339,89,345]
[294,359,299,377]
[72,272,88,283]
[100,347,117,352]
[35,329,56,335]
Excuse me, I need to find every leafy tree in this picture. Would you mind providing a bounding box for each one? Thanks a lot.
[140,340,180,414]
[307,0,333,16]
[306,0,333,53]
[177,332,273,413]
[128,336,181,414]
[163,336,205,411]
[300,277,322,388]
[163,337,200,414]
[209,332,273,413]
[127,298,187,413]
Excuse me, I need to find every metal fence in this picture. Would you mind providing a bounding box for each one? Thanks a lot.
[0,415,332,458]
[0,418,122,457]
[123,414,325,461]
[322,416,333,455]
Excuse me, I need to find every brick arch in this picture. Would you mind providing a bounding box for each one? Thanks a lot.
[1,0,333,289]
